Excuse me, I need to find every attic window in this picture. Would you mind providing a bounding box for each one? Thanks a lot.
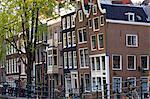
[125,12,135,22]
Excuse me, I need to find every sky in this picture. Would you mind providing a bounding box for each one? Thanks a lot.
[131,0,144,4]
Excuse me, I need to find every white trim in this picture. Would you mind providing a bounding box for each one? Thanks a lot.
[97,33,104,50]
[127,77,136,86]
[92,4,97,15]
[78,10,83,22]
[97,0,106,13]
[67,32,71,47]
[72,31,76,46]
[88,18,92,28]
[126,34,138,47]
[106,19,150,26]
[68,51,72,69]
[73,51,77,69]
[67,16,70,29]
[112,77,122,92]
[90,35,97,51]
[127,55,136,70]
[71,14,75,28]
[112,54,122,70]
[78,27,87,44]
[125,12,135,22]
[140,55,149,70]
[64,52,68,69]
[93,17,100,31]
[100,15,105,26]
[63,33,67,48]
[79,48,89,68]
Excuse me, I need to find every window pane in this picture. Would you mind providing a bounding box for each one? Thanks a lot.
[80,50,84,67]
[92,57,95,70]
[54,56,57,65]
[79,30,82,42]
[113,78,121,92]
[91,36,96,49]
[83,29,87,41]
[98,34,104,48]
[96,57,100,70]
[141,56,148,69]
[92,77,96,90]
[141,78,148,92]
[128,56,135,69]
[85,74,90,91]
[94,18,99,30]
[84,49,89,66]
[97,77,101,90]
[113,55,120,69]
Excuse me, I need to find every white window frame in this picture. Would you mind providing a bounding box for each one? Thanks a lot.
[62,18,66,30]
[68,51,72,69]
[72,31,76,46]
[93,17,100,31]
[127,77,136,87]
[112,77,122,93]
[63,33,67,48]
[97,33,104,50]
[84,73,91,92]
[92,4,97,15]
[126,34,138,47]
[127,55,136,70]
[78,27,87,44]
[71,14,75,28]
[64,52,68,69]
[67,16,70,29]
[92,77,101,92]
[67,32,71,47]
[140,77,149,93]
[73,51,77,69]
[100,15,104,26]
[79,48,89,68]
[140,55,149,70]
[78,10,83,22]
[125,12,135,22]
[88,18,92,28]
[112,54,122,70]
[91,35,97,51]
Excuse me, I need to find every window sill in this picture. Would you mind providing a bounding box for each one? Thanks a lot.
[78,41,87,44]
[126,45,138,48]
[112,69,122,71]
[127,69,136,71]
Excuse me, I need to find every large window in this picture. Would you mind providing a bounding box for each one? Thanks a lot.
[67,32,71,47]
[112,55,122,70]
[91,35,96,50]
[93,17,99,31]
[127,55,136,70]
[63,33,67,48]
[140,55,149,70]
[71,15,75,28]
[98,33,104,49]
[72,31,76,46]
[112,77,122,93]
[64,52,68,68]
[79,48,89,68]
[84,74,91,91]
[73,51,77,69]
[68,51,72,68]
[62,18,66,30]
[78,28,87,43]
[67,16,70,29]
[78,10,83,22]
[126,34,138,47]
[91,57,100,71]
[92,77,101,91]
[141,77,148,92]
[100,15,104,26]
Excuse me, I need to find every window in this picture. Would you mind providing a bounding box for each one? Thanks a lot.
[125,12,135,21]
[68,51,72,68]
[62,18,66,30]
[92,77,101,91]
[140,55,149,70]
[64,52,68,68]
[85,74,91,91]
[72,31,76,46]
[73,51,77,69]
[79,48,89,68]
[100,15,104,26]
[63,33,67,48]
[127,55,136,70]
[67,16,70,29]
[126,34,138,47]
[91,57,100,71]
[141,77,148,92]
[78,10,83,22]
[78,28,87,43]
[67,32,71,47]
[93,5,97,15]
[91,35,96,50]
[127,77,136,87]
[112,55,122,70]
[112,77,122,93]
[93,17,99,31]
[71,15,75,27]
[98,33,104,49]
[88,19,92,28]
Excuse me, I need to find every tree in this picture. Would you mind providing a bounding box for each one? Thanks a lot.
[0,0,56,97]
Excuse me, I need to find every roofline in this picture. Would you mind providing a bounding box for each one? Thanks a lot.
[106,19,150,26]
